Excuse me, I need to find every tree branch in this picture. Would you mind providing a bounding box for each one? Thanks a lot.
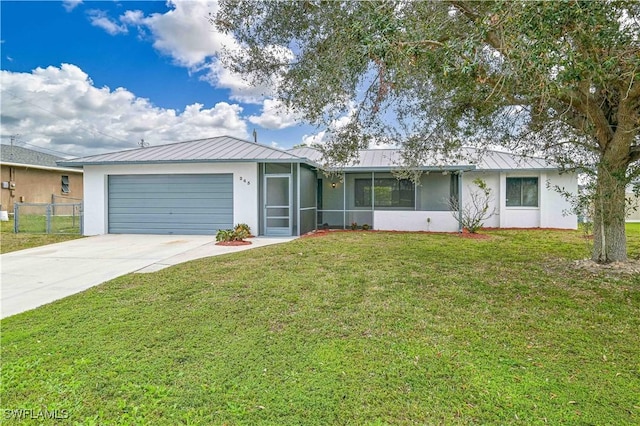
[557,89,614,150]
[449,1,504,52]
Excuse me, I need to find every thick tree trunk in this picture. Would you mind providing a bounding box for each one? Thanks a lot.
[591,163,627,263]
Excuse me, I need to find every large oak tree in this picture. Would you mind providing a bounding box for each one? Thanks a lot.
[216,0,640,262]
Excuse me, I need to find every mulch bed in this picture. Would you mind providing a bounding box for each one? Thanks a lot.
[215,240,252,246]
[302,229,491,239]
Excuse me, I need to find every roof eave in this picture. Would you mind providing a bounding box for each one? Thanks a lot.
[1,161,84,173]
[473,167,561,172]
[58,158,321,167]
[325,165,478,173]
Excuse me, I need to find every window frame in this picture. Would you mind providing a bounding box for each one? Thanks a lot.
[506,177,539,207]
[61,175,70,194]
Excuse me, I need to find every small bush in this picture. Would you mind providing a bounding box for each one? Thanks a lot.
[216,229,235,242]
[361,224,370,231]
[234,223,251,236]
[217,224,252,242]
[350,222,358,230]
[448,178,496,234]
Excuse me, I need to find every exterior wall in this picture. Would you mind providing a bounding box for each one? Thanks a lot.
[462,172,501,228]
[627,192,640,222]
[492,170,577,229]
[83,162,258,236]
[0,164,83,212]
[374,170,578,232]
[374,210,458,232]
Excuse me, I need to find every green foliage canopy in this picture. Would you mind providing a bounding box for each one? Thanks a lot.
[217,1,640,262]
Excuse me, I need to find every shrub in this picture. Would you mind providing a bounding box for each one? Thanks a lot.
[217,224,252,242]
[234,223,251,235]
[234,223,251,240]
[351,222,358,230]
[448,178,496,234]
[216,229,235,242]
[361,224,370,230]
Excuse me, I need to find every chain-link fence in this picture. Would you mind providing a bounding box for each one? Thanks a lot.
[13,202,83,234]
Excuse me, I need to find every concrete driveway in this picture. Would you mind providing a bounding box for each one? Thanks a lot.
[1,234,294,319]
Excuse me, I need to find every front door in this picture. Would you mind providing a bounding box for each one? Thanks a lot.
[264,175,291,236]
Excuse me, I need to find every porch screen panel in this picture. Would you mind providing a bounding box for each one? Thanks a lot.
[300,166,316,208]
[370,173,415,209]
[346,173,373,209]
[418,173,453,211]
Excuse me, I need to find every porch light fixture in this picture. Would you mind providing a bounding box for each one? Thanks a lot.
[331,182,337,188]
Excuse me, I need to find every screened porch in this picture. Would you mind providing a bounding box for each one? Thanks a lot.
[316,171,464,232]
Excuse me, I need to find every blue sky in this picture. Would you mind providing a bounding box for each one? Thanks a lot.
[1,1,318,157]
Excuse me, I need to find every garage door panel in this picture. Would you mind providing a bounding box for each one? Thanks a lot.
[107,227,216,235]
[109,198,232,209]
[109,194,232,203]
[108,174,233,235]
[110,183,234,193]
[109,213,233,223]
[109,206,232,215]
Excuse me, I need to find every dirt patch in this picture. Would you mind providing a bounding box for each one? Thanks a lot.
[572,258,640,275]
[215,240,252,246]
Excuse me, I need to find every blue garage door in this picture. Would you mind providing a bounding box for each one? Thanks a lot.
[108,174,233,235]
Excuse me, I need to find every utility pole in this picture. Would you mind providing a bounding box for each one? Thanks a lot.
[9,134,19,160]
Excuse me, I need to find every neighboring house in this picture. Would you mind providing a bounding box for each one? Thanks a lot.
[59,136,577,236]
[0,145,83,213]
[627,180,640,222]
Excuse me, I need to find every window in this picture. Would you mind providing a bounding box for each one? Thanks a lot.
[61,175,70,194]
[506,177,538,207]
[355,178,415,208]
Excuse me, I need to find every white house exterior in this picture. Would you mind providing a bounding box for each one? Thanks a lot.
[627,181,640,222]
[59,136,578,236]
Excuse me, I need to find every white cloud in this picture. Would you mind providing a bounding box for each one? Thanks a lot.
[0,64,249,156]
[249,99,301,130]
[86,1,279,103]
[62,0,82,12]
[88,10,128,35]
[119,10,145,26]
[300,104,397,149]
[199,60,271,104]
[301,131,327,146]
[134,1,229,67]
[127,0,272,102]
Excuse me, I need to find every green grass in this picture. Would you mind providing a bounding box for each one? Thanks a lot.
[1,228,639,425]
[0,219,83,254]
[14,214,82,234]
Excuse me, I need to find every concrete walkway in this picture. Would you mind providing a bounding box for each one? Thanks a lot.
[1,234,295,319]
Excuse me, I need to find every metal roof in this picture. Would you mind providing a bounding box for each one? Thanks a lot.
[288,146,556,171]
[58,136,315,167]
[57,135,557,171]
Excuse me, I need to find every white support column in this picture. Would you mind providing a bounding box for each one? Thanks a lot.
[342,172,346,229]
[457,170,463,232]
[539,171,547,227]
[499,172,507,228]
[296,163,301,236]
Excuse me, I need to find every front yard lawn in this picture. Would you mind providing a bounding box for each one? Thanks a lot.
[1,228,639,424]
